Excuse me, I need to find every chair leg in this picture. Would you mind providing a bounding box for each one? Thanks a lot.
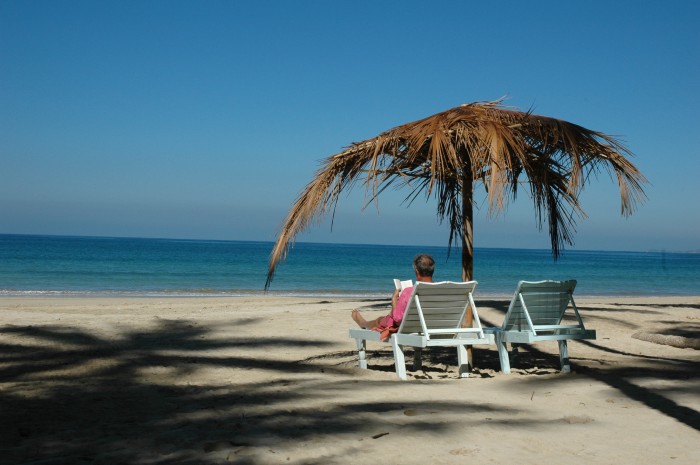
[457,345,470,378]
[511,343,520,361]
[558,340,571,373]
[354,338,367,369]
[390,336,407,380]
[412,348,423,372]
[495,334,511,374]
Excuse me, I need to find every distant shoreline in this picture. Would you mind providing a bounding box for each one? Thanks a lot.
[2,293,699,301]
[2,232,698,255]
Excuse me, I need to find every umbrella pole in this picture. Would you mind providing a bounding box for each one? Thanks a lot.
[461,163,475,368]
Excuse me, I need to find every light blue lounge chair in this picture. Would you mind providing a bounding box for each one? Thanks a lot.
[493,280,596,373]
[349,281,494,380]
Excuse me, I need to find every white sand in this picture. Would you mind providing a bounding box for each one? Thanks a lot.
[0,295,698,464]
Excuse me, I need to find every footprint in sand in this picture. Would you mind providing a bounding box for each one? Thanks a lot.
[449,447,479,456]
[560,415,595,424]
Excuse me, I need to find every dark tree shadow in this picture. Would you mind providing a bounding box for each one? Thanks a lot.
[0,318,519,465]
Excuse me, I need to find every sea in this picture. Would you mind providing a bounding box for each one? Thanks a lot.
[0,234,698,298]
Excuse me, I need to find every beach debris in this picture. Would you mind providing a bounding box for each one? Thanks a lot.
[632,331,700,349]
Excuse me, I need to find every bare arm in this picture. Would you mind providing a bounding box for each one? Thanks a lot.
[391,288,400,309]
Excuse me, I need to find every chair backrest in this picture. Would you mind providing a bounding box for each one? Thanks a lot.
[398,281,478,335]
[502,280,577,331]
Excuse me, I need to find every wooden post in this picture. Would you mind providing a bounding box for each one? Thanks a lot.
[461,171,474,283]
[461,158,475,367]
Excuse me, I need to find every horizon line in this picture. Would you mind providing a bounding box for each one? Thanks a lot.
[1,232,698,255]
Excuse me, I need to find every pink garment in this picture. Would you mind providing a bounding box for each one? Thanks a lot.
[375,286,413,341]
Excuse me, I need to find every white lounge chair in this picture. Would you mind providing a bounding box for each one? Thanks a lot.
[493,280,596,373]
[349,281,494,380]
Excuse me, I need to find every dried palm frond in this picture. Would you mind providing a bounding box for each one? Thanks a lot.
[265,100,647,289]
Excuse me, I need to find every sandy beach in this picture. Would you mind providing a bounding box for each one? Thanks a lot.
[1,295,698,464]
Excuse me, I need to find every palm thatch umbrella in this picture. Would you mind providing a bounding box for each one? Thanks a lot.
[265,100,646,290]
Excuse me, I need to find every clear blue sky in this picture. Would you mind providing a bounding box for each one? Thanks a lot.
[1,1,699,252]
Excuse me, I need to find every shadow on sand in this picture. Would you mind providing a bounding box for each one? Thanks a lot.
[0,317,511,464]
[1,299,698,464]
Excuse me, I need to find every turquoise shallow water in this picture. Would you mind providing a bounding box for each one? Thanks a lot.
[0,234,698,297]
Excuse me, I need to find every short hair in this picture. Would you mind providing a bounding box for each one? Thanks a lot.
[413,254,435,277]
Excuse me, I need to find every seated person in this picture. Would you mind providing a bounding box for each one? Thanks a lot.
[351,254,434,339]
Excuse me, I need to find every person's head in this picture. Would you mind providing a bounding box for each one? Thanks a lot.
[413,254,435,279]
